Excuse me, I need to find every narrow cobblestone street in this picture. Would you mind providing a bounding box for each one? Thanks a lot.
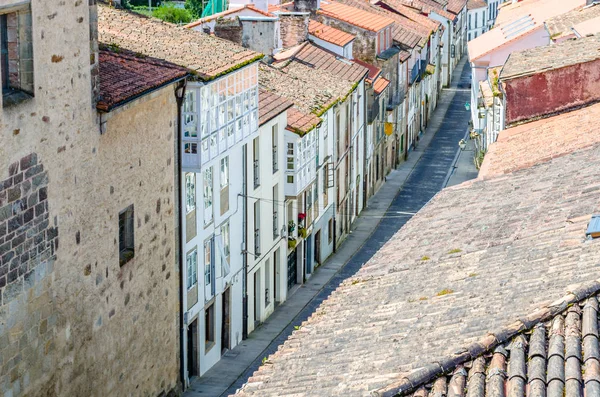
[185,57,474,397]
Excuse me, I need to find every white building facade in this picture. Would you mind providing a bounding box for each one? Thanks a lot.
[246,104,290,334]
[181,62,260,380]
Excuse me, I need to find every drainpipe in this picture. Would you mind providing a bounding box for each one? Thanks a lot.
[242,143,248,340]
[362,79,368,210]
[174,78,187,391]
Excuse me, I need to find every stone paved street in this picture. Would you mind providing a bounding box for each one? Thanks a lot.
[184,56,473,397]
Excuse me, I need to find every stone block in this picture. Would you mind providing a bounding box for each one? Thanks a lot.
[24,165,43,179]
[19,154,37,171]
[3,278,23,304]
[7,187,20,203]
[8,162,19,176]
[0,206,10,222]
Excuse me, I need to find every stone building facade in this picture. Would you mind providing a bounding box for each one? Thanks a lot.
[0,1,181,396]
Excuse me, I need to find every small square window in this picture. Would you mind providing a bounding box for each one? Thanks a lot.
[119,205,135,266]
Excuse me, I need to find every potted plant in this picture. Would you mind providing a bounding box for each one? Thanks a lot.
[288,220,296,234]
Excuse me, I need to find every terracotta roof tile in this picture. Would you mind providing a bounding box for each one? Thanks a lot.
[479,102,600,179]
[373,76,390,94]
[400,0,456,20]
[467,0,486,10]
[446,0,466,14]
[353,58,382,81]
[376,0,441,31]
[293,42,368,82]
[383,290,600,396]
[308,19,356,46]
[286,107,322,135]
[97,47,187,112]
[236,135,600,396]
[318,1,395,32]
[259,43,367,132]
[258,89,293,126]
[337,0,426,47]
[545,3,600,40]
[468,0,585,63]
[500,34,600,80]
[98,5,262,81]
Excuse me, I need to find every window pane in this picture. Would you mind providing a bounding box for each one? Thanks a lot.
[220,157,229,187]
[186,173,196,213]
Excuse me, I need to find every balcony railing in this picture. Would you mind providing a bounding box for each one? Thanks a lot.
[367,98,380,124]
[273,212,279,239]
[253,159,260,188]
[410,62,421,85]
[254,229,261,256]
[386,87,406,111]
[272,147,278,173]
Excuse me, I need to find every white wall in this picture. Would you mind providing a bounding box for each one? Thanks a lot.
[246,111,288,333]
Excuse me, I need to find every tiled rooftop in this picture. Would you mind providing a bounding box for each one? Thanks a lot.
[373,76,390,94]
[318,1,396,32]
[294,43,368,82]
[286,107,323,135]
[468,0,584,63]
[467,0,486,10]
[446,0,466,15]
[545,3,600,41]
[500,34,600,80]
[98,5,262,81]
[308,19,356,47]
[389,292,600,396]
[574,16,600,37]
[236,141,600,396]
[337,0,428,47]
[185,4,275,28]
[376,0,441,32]
[97,47,188,112]
[353,58,382,82]
[479,102,600,179]
[259,43,367,133]
[258,89,293,126]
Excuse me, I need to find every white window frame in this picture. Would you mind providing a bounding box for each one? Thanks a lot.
[220,156,229,188]
[185,172,196,214]
[186,248,198,289]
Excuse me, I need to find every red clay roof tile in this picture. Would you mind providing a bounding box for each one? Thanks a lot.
[308,19,356,47]
[97,48,188,112]
[258,89,294,126]
[318,1,395,32]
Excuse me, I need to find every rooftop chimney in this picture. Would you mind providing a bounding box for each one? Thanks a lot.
[294,0,320,13]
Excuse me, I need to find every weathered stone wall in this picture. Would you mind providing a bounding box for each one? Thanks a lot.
[0,2,179,396]
[279,14,308,49]
[241,20,278,56]
[314,16,377,63]
[214,18,244,46]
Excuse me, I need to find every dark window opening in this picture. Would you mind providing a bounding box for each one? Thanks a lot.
[205,304,215,351]
[119,205,135,266]
[1,8,34,107]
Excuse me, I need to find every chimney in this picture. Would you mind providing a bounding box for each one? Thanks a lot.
[294,0,320,13]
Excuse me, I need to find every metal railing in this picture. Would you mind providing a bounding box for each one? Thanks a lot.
[253,159,260,188]
[254,229,261,255]
[272,146,278,173]
[273,212,279,239]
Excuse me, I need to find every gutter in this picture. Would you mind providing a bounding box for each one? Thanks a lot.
[97,74,188,113]
[174,79,188,391]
